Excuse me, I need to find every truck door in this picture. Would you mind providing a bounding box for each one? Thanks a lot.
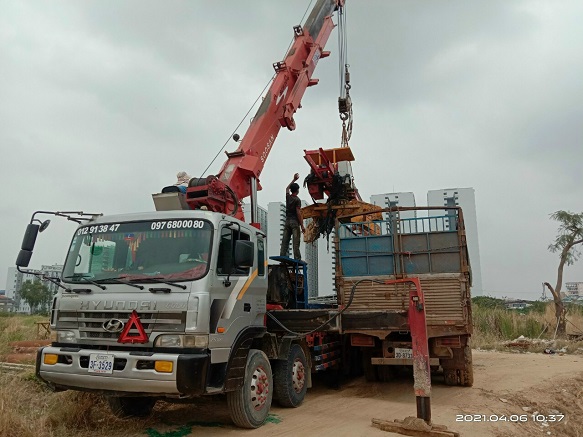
[208,224,266,351]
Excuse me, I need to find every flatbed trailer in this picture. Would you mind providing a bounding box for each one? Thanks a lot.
[267,206,473,387]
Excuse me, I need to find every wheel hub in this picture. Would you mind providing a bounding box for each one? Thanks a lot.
[292,358,305,393]
[250,365,270,410]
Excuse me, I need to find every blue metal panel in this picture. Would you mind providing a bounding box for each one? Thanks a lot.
[369,255,394,275]
[341,257,369,276]
[339,232,394,276]
[338,213,463,277]
[368,235,392,253]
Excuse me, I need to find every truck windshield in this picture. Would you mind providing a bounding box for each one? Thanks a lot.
[62,219,212,284]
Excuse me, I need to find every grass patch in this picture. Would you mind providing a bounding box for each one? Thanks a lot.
[0,315,45,359]
[472,298,583,351]
[0,371,154,437]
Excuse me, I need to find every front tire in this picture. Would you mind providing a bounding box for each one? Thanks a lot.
[106,396,156,418]
[273,343,308,407]
[227,349,273,428]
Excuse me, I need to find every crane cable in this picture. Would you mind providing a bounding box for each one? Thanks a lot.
[199,0,316,180]
[337,2,353,147]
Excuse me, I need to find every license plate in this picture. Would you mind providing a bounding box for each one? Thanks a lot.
[394,348,413,359]
[88,353,114,374]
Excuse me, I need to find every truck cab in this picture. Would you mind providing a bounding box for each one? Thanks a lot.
[34,210,273,425]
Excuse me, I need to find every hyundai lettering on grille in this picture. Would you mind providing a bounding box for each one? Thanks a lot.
[102,319,125,333]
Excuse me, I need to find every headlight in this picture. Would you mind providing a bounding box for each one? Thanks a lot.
[154,334,208,349]
[56,330,76,343]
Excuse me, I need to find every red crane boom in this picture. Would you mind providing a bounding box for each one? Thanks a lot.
[186,0,344,221]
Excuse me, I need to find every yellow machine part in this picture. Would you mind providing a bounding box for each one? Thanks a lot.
[302,199,383,243]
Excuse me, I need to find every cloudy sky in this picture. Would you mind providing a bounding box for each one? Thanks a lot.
[1,0,582,300]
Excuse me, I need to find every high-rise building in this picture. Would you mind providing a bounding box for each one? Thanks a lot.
[267,202,287,262]
[242,203,268,233]
[6,266,31,313]
[370,192,416,210]
[370,192,417,233]
[5,264,63,313]
[40,264,64,297]
[317,229,336,298]
[565,282,583,296]
[427,188,483,296]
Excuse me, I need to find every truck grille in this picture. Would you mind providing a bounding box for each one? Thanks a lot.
[56,311,187,341]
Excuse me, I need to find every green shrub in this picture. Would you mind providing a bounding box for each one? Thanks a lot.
[472,301,548,347]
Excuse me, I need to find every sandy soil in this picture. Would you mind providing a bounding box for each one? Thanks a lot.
[141,350,582,437]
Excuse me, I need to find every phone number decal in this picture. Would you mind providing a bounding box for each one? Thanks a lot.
[77,224,120,235]
[151,220,206,230]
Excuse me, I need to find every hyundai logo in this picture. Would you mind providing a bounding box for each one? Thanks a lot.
[102,319,125,333]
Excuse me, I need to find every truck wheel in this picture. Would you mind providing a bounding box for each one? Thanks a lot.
[377,365,396,382]
[362,350,378,382]
[461,344,474,387]
[443,368,458,386]
[106,396,156,418]
[273,343,308,407]
[227,349,273,428]
[442,341,474,387]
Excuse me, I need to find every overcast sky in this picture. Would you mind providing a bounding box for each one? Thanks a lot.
[1,0,582,300]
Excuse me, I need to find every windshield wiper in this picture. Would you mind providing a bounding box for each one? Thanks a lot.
[129,277,187,290]
[94,278,144,290]
[41,274,73,293]
[64,275,106,290]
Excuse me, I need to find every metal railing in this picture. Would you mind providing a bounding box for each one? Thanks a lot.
[338,213,459,239]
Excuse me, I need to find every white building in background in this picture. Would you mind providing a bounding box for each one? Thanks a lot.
[266,201,319,299]
[317,229,336,298]
[370,192,417,210]
[370,192,418,233]
[242,203,268,233]
[40,264,64,297]
[565,282,583,296]
[5,264,63,313]
[6,266,31,313]
[267,202,287,262]
[427,188,483,296]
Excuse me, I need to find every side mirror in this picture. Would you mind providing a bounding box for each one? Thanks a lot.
[16,249,33,267]
[234,240,254,268]
[21,223,40,251]
[39,219,51,232]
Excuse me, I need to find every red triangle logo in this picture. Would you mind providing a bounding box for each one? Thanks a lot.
[118,310,149,344]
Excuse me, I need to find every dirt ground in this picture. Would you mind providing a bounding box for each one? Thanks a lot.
[135,350,582,437]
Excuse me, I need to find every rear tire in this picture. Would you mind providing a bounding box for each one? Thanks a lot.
[441,338,474,387]
[106,396,156,418]
[227,349,273,428]
[273,343,308,407]
[377,365,396,382]
[362,350,378,382]
[461,343,474,387]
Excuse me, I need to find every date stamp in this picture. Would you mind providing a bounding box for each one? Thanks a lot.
[456,414,565,423]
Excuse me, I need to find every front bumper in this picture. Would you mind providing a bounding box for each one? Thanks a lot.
[36,346,209,396]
